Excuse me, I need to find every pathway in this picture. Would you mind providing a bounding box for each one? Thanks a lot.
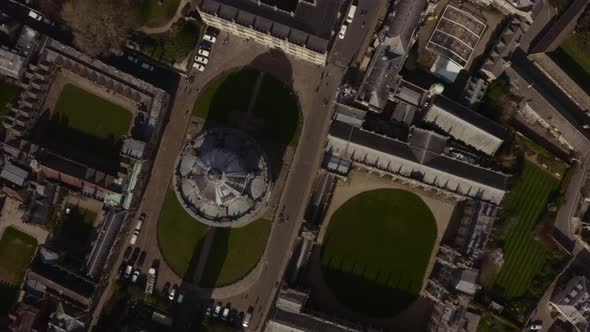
[139,0,189,35]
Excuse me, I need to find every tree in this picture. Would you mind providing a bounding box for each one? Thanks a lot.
[61,0,140,56]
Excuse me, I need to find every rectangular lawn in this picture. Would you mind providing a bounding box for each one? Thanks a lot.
[54,84,132,139]
[199,219,271,287]
[494,161,560,297]
[0,226,37,285]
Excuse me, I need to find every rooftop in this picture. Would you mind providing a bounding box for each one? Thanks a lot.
[199,0,346,53]
[329,121,509,191]
[426,4,486,67]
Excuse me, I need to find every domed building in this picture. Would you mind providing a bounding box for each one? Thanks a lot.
[173,128,272,226]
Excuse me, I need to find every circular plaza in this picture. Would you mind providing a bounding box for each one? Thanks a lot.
[173,128,272,227]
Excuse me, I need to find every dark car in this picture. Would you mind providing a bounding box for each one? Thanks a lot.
[130,247,140,264]
[123,246,132,259]
[137,251,146,267]
[162,282,171,298]
[228,309,238,326]
[206,26,220,37]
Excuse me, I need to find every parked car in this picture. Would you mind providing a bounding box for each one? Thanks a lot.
[197,48,210,57]
[242,312,251,328]
[135,218,143,231]
[124,246,132,258]
[221,306,230,321]
[206,26,220,37]
[162,282,171,298]
[141,62,154,71]
[193,63,205,72]
[200,41,213,50]
[131,270,140,283]
[204,305,212,317]
[28,10,42,21]
[43,18,56,27]
[203,34,217,43]
[228,309,238,325]
[130,247,140,264]
[123,265,132,279]
[129,230,139,245]
[346,4,357,23]
[338,24,347,39]
[195,56,208,65]
[237,312,245,328]
[213,302,222,318]
[168,286,176,301]
[127,55,139,64]
[176,292,184,304]
[125,40,140,51]
[137,251,147,267]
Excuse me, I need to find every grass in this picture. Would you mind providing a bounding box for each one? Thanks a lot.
[199,219,271,287]
[136,0,181,28]
[0,81,19,121]
[478,312,519,332]
[519,137,569,176]
[321,189,437,317]
[0,226,37,285]
[32,84,132,173]
[136,18,201,64]
[158,191,209,277]
[192,69,300,146]
[494,162,560,297]
[54,84,132,139]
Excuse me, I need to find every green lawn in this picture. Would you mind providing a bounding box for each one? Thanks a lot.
[54,84,132,139]
[321,189,437,317]
[494,162,560,297]
[199,219,271,287]
[137,18,201,64]
[0,81,20,121]
[136,0,181,27]
[32,84,132,173]
[192,69,300,146]
[158,191,209,277]
[0,227,37,285]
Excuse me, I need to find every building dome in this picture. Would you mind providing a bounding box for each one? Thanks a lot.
[174,128,272,227]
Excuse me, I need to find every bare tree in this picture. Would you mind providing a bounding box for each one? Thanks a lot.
[61,0,139,56]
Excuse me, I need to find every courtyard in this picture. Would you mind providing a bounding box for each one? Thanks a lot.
[320,188,437,317]
[32,71,136,174]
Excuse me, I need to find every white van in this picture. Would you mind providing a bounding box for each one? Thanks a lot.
[129,230,139,245]
[346,5,357,24]
[124,265,132,278]
[28,11,42,21]
[135,218,143,231]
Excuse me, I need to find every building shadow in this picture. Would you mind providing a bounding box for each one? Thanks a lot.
[30,111,122,174]
[200,49,298,183]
